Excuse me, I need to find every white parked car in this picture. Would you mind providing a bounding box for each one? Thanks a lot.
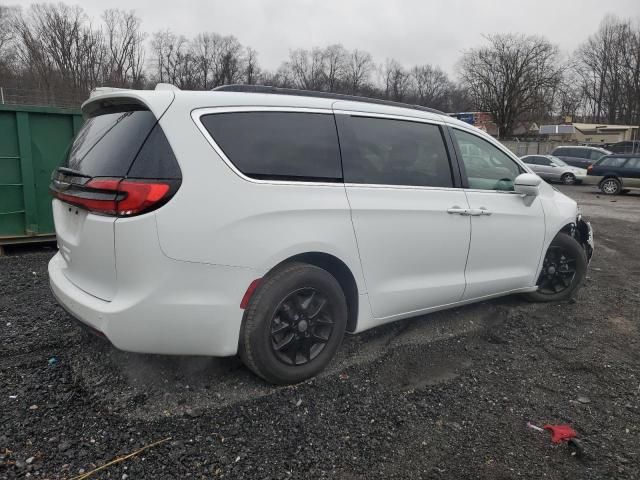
[49,85,594,384]
[520,154,587,185]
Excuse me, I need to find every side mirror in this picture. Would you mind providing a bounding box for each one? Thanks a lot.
[514,173,542,197]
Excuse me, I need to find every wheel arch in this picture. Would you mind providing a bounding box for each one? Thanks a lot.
[558,219,593,261]
[266,252,360,333]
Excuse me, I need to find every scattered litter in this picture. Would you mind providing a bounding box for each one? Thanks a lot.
[48,357,59,366]
[235,456,240,463]
[26,456,35,464]
[6,322,10,327]
[577,396,591,404]
[66,437,171,480]
[28,405,38,410]
[9,395,17,399]
[527,422,583,456]
[339,373,349,380]
[295,399,303,407]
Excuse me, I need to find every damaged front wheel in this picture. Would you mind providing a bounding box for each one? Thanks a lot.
[525,232,588,303]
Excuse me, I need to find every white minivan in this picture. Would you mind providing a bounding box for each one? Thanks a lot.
[49,85,593,384]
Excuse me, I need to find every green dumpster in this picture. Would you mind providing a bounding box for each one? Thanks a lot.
[0,104,83,247]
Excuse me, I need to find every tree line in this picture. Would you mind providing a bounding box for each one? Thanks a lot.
[1,3,639,137]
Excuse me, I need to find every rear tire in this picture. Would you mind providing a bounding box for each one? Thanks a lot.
[561,173,576,185]
[525,233,587,303]
[600,177,621,195]
[239,262,347,384]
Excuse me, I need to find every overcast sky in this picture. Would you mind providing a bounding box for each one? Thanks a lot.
[23,0,640,75]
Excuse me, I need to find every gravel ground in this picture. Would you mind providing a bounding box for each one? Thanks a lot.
[1,184,639,479]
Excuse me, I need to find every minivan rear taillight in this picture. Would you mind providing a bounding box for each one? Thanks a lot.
[50,176,178,217]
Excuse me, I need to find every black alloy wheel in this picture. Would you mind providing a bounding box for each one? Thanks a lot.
[270,288,334,366]
[537,245,577,295]
[561,173,576,185]
[525,232,588,303]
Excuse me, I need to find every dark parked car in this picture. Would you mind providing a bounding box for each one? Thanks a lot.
[585,154,640,195]
[550,146,611,168]
[608,141,640,154]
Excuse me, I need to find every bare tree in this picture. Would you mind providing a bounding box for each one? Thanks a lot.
[0,5,19,82]
[150,30,197,88]
[382,59,410,101]
[344,49,373,95]
[460,33,563,137]
[574,16,640,125]
[102,9,145,87]
[323,44,346,92]
[12,3,106,96]
[409,64,451,109]
[244,46,259,84]
[288,48,326,90]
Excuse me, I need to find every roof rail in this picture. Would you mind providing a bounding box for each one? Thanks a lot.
[213,84,445,115]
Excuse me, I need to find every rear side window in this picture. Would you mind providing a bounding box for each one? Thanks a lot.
[624,157,640,168]
[201,112,342,181]
[64,105,180,179]
[553,148,568,156]
[599,157,627,167]
[336,116,453,187]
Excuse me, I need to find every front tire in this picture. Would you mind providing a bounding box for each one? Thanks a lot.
[600,177,621,195]
[239,262,347,384]
[561,173,576,185]
[525,233,587,303]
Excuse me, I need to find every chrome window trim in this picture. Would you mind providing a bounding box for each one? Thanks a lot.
[343,182,462,193]
[333,109,446,127]
[192,106,342,187]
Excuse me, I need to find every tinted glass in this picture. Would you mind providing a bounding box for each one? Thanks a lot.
[453,129,522,191]
[127,123,181,179]
[64,108,156,177]
[550,156,567,166]
[337,116,453,187]
[623,157,640,169]
[538,157,552,166]
[590,150,606,160]
[202,112,342,181]
[521,157,535,164]
[599,157,627,167]
[553,148,568,156]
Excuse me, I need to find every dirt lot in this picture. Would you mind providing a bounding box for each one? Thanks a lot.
[1,185,639,479]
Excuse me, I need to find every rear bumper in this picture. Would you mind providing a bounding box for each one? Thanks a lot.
[48,251,258,356]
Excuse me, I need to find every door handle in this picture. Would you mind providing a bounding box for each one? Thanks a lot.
[447,206,470,215]
[478,207,492,216]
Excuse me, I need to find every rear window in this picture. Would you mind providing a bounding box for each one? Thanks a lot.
[336,115,453,187]
[201,112,342,181]
[64,105,180,179]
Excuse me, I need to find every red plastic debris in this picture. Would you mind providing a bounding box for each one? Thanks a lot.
[543,424,578,444]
